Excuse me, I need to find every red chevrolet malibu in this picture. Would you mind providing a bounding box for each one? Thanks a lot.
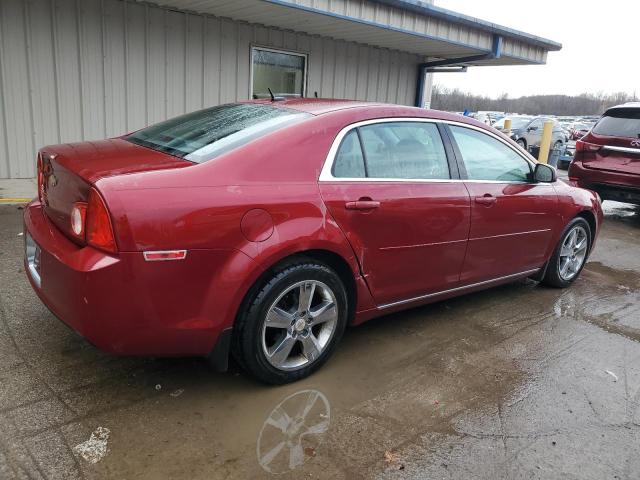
[24,99,603,384]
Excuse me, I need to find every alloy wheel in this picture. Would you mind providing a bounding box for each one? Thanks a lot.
[261,280,339,371]
[558,225,588,281]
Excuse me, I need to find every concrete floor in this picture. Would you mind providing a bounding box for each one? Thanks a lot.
[1,200,639,479]
[0,179,36,203]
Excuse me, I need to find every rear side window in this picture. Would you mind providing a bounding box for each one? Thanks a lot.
[450,125,531,182]
[332,131,366,178]
[593,108,640,138]
[360,122,449,179]
[529,119,543,130]
[126,103,311,163]
[331,122,450,180]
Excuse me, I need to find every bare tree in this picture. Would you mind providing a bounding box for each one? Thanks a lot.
[430,86,635,116]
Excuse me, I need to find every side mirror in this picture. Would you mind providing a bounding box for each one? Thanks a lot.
[528,126,538,132]
[533,163,557,183]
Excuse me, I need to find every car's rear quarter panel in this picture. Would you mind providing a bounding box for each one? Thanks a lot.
[96,112,388,347]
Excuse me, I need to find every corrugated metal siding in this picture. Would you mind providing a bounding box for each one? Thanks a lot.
[309,0,494,51]
[155,0,487,57]
[0,0,422,179]
[502,38,547,64]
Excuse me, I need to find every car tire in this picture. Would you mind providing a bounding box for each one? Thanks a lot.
[516,138,527,150]
[541,218,591,288]
[232,259,348,384]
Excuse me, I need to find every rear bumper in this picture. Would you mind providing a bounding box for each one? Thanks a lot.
[24,201,244,357]
[569,161,640,205]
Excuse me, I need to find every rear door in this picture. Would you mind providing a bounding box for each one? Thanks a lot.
[319,120,470,306]
[583,107,640,175]
[446,124,561,284]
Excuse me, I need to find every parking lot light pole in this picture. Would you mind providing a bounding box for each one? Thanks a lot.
[538,120,554,164]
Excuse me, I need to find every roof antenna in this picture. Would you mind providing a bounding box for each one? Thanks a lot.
[267,88,275,101]
[314,91,318,98]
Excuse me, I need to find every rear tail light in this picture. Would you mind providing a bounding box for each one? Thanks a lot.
[575,140,601,153]
[86,188,117,253]
[70,202,88,239]
[37,154,43,203]
[37,153,55,204]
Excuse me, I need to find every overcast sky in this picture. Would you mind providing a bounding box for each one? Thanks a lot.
[434,0,640,98]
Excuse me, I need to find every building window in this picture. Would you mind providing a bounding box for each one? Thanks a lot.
[251,47,307,99]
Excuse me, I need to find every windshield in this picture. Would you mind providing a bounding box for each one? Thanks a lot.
[126,103,311,163]
[492,117,531,130]
[593,109,640,138]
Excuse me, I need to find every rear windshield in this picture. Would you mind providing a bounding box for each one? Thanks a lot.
[593,108,640,138]
[126,103,311,163]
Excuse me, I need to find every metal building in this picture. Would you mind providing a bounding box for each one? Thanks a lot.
[0,0,561,179]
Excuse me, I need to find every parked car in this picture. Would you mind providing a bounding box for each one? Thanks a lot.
[569,103,640,205]
[569,122,593,140]
[474,111,504,126]
[493,116,567,152]
[24,99,602,384]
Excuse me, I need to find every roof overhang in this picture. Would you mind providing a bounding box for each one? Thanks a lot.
[138,0,561,66]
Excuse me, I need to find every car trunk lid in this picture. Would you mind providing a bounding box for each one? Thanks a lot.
[581,133,640,176]
[39,138,190,242]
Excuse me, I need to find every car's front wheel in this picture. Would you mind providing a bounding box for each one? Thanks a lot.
[232,260,348,384]
[541,218,591,288]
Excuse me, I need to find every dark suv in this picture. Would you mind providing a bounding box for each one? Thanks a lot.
[569,103,640,205]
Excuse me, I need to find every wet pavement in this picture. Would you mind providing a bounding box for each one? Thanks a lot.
[1,201,639,479]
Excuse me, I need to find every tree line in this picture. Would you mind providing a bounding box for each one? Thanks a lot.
[430,85,637,116]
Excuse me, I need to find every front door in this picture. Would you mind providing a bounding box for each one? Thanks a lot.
[319,121,470,306]
[446,124,561,284]
[524,118,544,147]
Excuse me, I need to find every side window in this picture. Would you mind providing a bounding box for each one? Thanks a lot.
[449,125,532,182]
[358,122,450,179]
[332,130,366,178]
[529,119,543,131]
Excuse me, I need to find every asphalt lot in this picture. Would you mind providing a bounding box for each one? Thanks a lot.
[1,199,640,480]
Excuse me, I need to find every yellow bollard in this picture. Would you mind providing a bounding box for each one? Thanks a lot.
[537,120,554,164]
[503,118,512,138]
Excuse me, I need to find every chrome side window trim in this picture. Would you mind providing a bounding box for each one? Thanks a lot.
[319,117,539,183]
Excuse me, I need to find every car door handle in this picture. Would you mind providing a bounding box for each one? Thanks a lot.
[345,200,380,211]
[475,194,497,206]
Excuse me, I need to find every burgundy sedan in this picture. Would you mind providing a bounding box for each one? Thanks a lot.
[24,100,602,384]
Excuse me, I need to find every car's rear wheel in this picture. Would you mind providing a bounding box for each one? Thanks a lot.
[541,218,591,288]
[232,260,348,384]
